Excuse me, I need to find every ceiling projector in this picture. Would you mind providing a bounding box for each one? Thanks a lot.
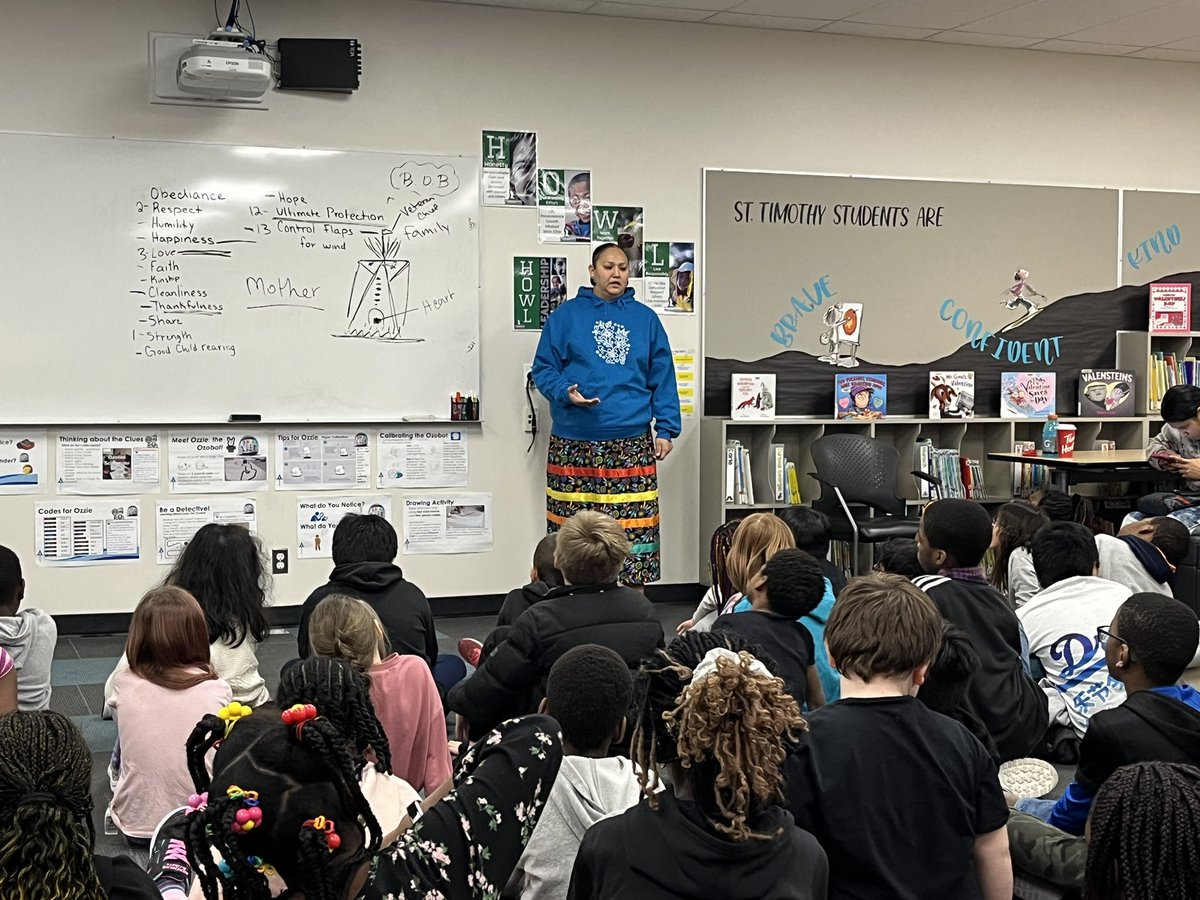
[178,30,271,99]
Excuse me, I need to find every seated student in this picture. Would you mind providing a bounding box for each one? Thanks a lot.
[508,645,643,900]
[0,544,57,711]
[914,499,1049,761]
[1019,521,1133,739]
[183,707,562,900]
[569,634,828,900]
[917,621,1001,764]
[777,506,847,596]
[447,510,664,739]
[1096,516,1190,596]
[1082,761,1200,900]
[874,537,923,579]
[788,575,1012,900]
[308,594,452,795]
[0,710,159,899]
[1007,593,1200,891]
[677,520,740,635]
[459,533,566,667]
[988,500,1049,608]
[297,513,436,666]
[713,548,827,710]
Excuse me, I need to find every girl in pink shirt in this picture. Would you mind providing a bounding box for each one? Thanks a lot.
[110,587,231,841]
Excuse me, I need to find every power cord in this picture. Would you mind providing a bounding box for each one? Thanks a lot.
[525,372,538,453]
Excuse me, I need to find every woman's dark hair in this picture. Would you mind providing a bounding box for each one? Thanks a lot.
[184,710,382,900]
[1030,488,1102,533]
[0,711,105,900]
[988,501,1049,592]
[1161,385,1200,424]
[590,242,621,266]
[166,523,269,647]
[1084,761,1200,900]
[276,657,391,775]
[629,631,802,842]
[708,520,740,610]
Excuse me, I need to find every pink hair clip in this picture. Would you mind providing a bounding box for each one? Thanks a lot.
[227,785,263,834]
[187,791,208,814]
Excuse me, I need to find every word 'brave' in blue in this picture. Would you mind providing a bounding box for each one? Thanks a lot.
[769,275,836,348]
[939,298,1063,365]
[1127,224,1181,270]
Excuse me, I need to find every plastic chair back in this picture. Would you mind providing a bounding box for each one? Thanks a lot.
[811,433,906,517]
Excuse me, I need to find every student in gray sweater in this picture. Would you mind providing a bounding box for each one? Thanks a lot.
[507,645,643,900]
[0,545,57,711]
[1095,516,1190,596]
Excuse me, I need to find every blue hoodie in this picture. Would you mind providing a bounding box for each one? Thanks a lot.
[532,287,681,441]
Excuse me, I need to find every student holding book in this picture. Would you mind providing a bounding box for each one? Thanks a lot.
[1137,384,1200,525]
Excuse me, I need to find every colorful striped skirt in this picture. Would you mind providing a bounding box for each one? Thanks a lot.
[546,431,660,585]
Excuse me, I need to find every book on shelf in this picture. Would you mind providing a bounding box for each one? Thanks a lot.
[835,373,887,419]
[786,461,801,504]
[1011,440,1048,498]
[1149,283,1192,334]
[731,373,776,419]
[1000,372,1056,419]
[724,439,756,505]
[928,371,975,418]
[913,440,988,500]
[914,438,936,499]
[1078,369,1134,416]
[769,443,786,503]
[724,442,738,503]
[1147,350,1199,411]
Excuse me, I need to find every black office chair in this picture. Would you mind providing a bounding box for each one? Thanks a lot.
[810,433,940,574]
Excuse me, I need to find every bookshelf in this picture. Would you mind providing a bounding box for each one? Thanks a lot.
[698,415,1151,582]
[1115,330,1200,415]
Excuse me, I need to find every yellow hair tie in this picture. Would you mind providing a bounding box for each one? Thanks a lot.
[218,701,254,737]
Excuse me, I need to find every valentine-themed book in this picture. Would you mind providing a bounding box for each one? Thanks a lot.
[1000,372,1056,419]
[835,374,887,420]
[1149,283,1192,334]
[928,371,975,419]
[1078,369,1134,416]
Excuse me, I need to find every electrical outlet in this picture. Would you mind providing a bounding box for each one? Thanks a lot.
[524,410,535,433]
[272,548,289,574]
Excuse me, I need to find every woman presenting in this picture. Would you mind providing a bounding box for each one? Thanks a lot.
[532,242,681,585]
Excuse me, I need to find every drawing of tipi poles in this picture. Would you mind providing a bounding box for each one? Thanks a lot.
[346,230,411,337]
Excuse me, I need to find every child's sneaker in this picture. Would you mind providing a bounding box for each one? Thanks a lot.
[147,806,192,898]
[457,638,483,667]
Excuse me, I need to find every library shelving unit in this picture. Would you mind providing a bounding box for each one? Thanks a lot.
[1115,329,1200,415]
[698,416,1151,581]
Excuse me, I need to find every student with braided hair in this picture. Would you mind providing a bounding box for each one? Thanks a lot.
[307,595,451,794]
[0,710,158,899]
[182,707,561,900]
[1084,761,1200,900]
[568,631,828,900]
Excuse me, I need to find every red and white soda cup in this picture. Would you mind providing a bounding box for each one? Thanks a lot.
[1056,424,1077,458]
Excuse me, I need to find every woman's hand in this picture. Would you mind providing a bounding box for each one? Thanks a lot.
[567,384,600,407]
[655,437,673,460]
[1169,456,1200,480]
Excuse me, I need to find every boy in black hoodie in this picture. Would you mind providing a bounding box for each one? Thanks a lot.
[296,513,436,666]
[1008,591,1200,889]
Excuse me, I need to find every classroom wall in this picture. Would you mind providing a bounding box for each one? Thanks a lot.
[4,0,1200,617]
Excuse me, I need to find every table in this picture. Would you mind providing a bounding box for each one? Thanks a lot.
[985,449,1160,493]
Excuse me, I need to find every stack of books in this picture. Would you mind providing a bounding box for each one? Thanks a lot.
[913,438,988,500]
[1011,440,1049,498]
[1147,351,1199,411]
[724,441,802,506]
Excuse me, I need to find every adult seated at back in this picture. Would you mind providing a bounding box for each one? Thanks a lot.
[0,544,57,711]
[1019,521,1133,740]
[913,498,1048,761]
[1096,516,1190,596]
[1007,593,1200,893]
[297,513,436,667]
[447,510,663,740]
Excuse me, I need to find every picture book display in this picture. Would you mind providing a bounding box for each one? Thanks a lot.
[1149,283,1192,334]
[1000,372,1056,419]
[928,371,975,419]
[1078,369,1135,416]
[835,374,886,419]
[731,373,776,419]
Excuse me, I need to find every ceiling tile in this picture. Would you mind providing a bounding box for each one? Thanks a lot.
[706,12,830,30]
[1028,38,1143,55]
[924,30,1042,47]
[818,20,940,39]
[586,1,716,20]
[730,0,881,18]
[849,0,1032,30]
[1128,46,1200,60]
[965,0,1174,39]
[1062,0,1200,45]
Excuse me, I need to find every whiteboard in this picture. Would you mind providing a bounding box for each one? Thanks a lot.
[0,133,480,423]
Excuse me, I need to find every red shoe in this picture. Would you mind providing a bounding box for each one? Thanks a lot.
[458,638,483,667]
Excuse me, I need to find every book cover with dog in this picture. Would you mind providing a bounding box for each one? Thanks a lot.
[928,371,975,419]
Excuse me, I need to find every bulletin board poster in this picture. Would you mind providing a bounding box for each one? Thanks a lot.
[592,206,645,277]
[0,430,48,494]
[643,242,696,314]
[156,498,258,565]
[275,430,370,491]
[537,168,591,243]
[56,432,161,495]
[297,495,393,559]
[377,430,468,488]
[35,502,141,566]
[402,493,493,555]
[513,257,567,330]
[168,431,269,493]
[481,130,537,207]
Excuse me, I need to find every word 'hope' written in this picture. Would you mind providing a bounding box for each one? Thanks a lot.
[769,275,836,347]
[939,299,1062,365]
[1126,224,1181,271]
